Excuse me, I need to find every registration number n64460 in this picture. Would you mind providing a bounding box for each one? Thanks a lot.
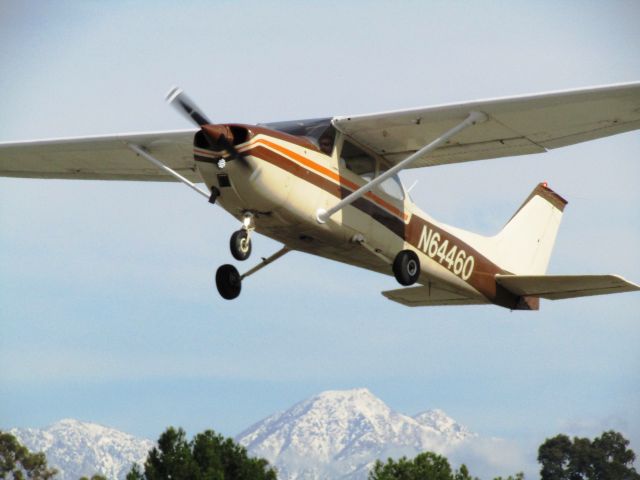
[417,225,475,280]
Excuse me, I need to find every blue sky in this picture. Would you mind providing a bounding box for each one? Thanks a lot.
[1,1,639,477]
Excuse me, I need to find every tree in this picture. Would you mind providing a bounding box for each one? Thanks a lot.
[538,430,640,480]
[369,451,475,480]
[0,431,57,480]
[79,476,107,480]
[130,427,276,480]
[492,474,524,480]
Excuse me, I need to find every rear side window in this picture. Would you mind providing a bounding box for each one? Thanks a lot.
[379,175,405,200]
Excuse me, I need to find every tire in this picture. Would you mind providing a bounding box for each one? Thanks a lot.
[392,250,421,286]
[216,264,242,300]
[230,230,252,261]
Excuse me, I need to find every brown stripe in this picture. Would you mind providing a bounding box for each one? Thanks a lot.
[247,140,527,309]
[252,137,409,220]
[239,124,320,152]
[247,145,406,238]
[404,215,525,309]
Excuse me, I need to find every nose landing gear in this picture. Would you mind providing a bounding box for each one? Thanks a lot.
[230,230,251,260]
[216,213,290,300]
[229,212,255,261]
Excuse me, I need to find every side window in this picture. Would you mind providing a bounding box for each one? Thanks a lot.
[379,175,405,200]
[339,140,404,201]
[340,141,376,179]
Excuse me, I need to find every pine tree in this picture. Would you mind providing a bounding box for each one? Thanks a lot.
[129,427,276,480]
[0,430,57,480]
[369,451,474,480]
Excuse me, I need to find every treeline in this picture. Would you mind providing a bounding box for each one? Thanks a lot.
[369,430,639,479]
[1,427,638,479]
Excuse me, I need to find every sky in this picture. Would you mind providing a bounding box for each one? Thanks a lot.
[1,0,639,477]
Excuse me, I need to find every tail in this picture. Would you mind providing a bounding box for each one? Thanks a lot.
[492,183,567,275]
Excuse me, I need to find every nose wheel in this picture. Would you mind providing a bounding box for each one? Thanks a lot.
[229,212,255,261]
[230,230,252,260]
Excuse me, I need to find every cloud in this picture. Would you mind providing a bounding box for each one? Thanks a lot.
[448,436,536,479]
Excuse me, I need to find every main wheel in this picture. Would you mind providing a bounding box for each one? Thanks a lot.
[216,264,242,300]
[392,250,421,286]
[230,230,252,261]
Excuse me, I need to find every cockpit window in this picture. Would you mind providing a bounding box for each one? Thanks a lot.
[341,140,376,178]
[379,174,405,200]
[263,117,335,154]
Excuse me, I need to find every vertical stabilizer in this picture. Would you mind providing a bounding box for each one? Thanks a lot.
[492,183,567,275]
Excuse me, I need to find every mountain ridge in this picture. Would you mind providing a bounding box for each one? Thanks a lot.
[11,418,153,480]
[236,388,475,479]
[10,388,484,480]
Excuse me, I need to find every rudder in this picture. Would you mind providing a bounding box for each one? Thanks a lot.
[492,183,567,275]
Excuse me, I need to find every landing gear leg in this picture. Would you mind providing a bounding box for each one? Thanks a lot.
[230,212,255,261]
[352,234,421,287]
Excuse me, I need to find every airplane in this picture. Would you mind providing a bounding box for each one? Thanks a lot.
[1,82,639,310]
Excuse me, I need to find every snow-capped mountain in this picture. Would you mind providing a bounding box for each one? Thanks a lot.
[236,388,476,479]
[11,419,153,480]
[8,389,514,480]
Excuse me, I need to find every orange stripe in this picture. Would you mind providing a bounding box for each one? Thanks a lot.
[249,138,409,222]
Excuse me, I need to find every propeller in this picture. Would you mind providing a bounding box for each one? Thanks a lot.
[166,86,211,126]
[165,86,242,163]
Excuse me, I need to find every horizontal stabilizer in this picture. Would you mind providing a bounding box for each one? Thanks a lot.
[495,274,640,300]
[382,284,486,307]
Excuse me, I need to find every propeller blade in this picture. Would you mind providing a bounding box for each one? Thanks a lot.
[166,86,249,169]
[166,86,211,127]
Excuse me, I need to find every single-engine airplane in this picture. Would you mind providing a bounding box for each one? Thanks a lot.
[2,83,639,310]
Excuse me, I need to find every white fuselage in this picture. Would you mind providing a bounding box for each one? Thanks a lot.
[194,129,502,305]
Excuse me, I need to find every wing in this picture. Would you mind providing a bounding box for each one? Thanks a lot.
[382,284,487,307]
[333,82,640,168]
[0,129,199,182]
[495,274,640,300]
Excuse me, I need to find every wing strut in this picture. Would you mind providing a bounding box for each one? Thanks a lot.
[316,111,487,223]
[127,143,211,200]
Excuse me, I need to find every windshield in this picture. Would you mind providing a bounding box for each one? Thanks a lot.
[263,117,335,154]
